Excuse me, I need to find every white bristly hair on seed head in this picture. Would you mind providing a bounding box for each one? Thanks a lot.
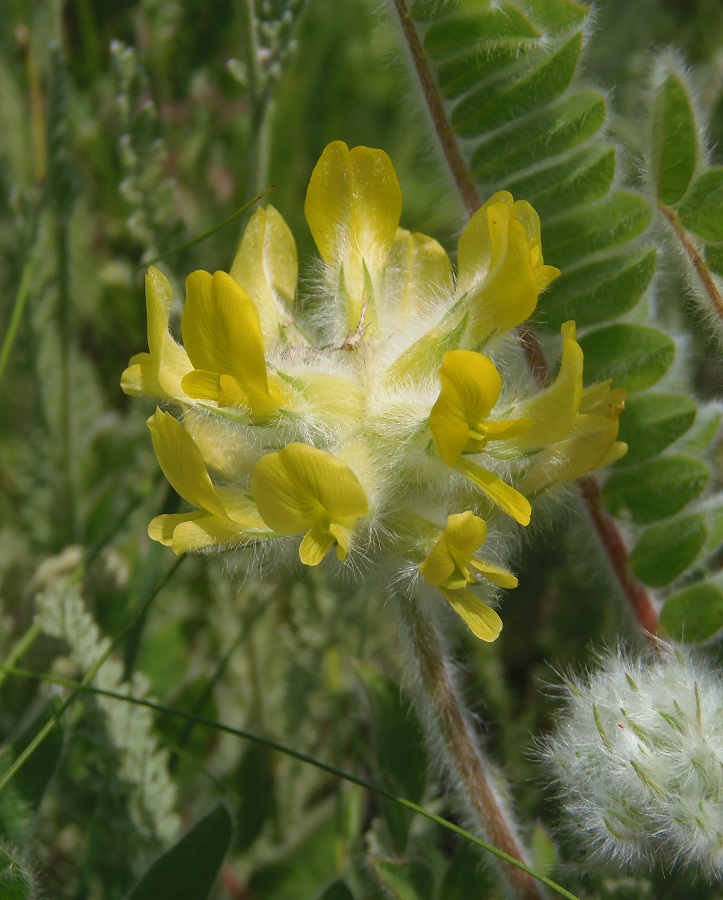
[537,642,723,880]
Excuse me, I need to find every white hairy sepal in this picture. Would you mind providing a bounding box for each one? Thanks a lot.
[539,644,723,878]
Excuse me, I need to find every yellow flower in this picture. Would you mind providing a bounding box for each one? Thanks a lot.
[251,443,369,566]
[146,408,267,555]
[429,350,532,526]
[120,267,193,401]
[123,142,624,642]
[420,512,518,590]
[179,270,283,420]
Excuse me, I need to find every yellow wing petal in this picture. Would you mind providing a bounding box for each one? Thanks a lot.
[440,587,503,642]
[457,459,531,526]
[147,408,230,521]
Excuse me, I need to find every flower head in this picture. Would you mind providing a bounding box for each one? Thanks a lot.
[540,645,723,879]
[122,141,623,640]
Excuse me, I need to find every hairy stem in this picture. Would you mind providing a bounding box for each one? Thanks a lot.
[389,0,660,642]
[658,202,723,325]
[390,0,480,215]
[578,477,660,644]
[398,591,547,900]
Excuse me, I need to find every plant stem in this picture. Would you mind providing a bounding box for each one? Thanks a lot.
[390,0,480,215]
[658,202,723,325]
[0,621,42,691]
[578,477,660,643]
[397,590,547,900]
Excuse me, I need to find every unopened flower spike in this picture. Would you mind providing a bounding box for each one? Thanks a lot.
[122,140,625,641]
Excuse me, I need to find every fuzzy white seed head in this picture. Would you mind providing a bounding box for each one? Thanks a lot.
[539,644,723,880]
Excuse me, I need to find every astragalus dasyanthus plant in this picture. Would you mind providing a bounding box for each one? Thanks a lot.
[122,140,626,643]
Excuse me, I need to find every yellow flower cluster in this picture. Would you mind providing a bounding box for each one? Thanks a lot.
[122,142,626,641]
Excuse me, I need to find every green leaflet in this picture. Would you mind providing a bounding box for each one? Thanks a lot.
[0,848,30,900]
[602,455,709,525]
[471,91,606,187]
[371,858,436,900]
[660,583,723,643]
[630,515,707,586]
[536,250,655,331]
[652,67,698,205]
[315,880,355,900]
[578,324,674,391]
[451,33,583,137]
[541,191,651,269]
[678,168,723,242]
[615,393,697,466]
[127,804,232,900]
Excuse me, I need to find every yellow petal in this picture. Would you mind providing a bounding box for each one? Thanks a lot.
[440,587,503,642]
[181,270,277,418]
[170,515,249,555]
[229,205,298,345]
[457,193,559,342]
[148,511,207,547]
[147,408,230,521]
[511,320,584,450]
[251,443,368,565]
[383,228,452,323]
[429,351,503,466]
[300,522,336,566]
[120,268,193,400]
[304,141,401,329]
[466,558,518,589]
[457,458,532,526]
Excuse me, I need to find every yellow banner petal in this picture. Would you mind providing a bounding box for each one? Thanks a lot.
[383,228,452,323]
[147,408,230,522]
[182,270,277,417]
[440,587,503,642]
[229,205,298,344]
[304,141,401,328]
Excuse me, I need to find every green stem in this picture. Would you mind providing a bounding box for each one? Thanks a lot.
[56,215,77,542]
[0,621,42,691]
[0,258,33,386]
[397,590,548,900]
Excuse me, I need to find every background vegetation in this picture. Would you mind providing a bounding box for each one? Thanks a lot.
[0,1,722,898]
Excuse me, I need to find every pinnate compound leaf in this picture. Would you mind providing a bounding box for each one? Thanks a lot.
[652,68,698,205]
[371,858,435,900]
[630,515,707,586]
[127,803,232,900]
[660,582,723,643]
[537,250,656,331]
[615,393,696,466]
[578,324,675,391]
[602,455,709,524]
[439,841,495,898]
[678,168,723,242]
